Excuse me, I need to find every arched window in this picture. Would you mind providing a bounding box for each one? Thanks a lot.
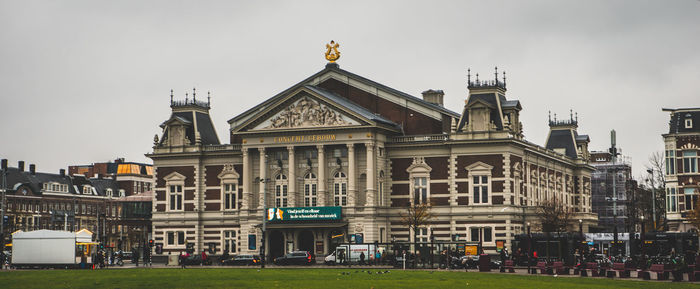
[275,174,288,207]
[304,172,317,207]
[333,171,347,206]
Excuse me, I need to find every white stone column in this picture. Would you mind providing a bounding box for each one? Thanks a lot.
[242,148,250,210]
[258,148,266,209]
[347,143,356,207]
[287,146,296,207]
[317,145,326,206]
[365,141,376,206]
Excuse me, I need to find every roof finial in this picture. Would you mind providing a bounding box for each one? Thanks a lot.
[170,89,174,104]
[575,112,578,122]
[570,109,573,121]
[476,73,480,84]
[554,113,557,122]
[325,40,340,63]
[185,92,189,104]
[494,66,498,84]
[503,71,507,88]
[207,91,211,106]
[467,68,471,85]
[548,110,551,123]
[192,87,196,102]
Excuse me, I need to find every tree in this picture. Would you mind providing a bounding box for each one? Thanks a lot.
[644,151,667,231]
[535,198,575,260]
[399,202,434,268]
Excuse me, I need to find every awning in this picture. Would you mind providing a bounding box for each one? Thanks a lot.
[262,222,348,229]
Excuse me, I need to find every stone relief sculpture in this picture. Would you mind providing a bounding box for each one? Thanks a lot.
[265,96,351,129]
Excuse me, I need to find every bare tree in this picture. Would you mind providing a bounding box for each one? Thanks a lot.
[645,151,667,231]
[535,198,575,260]
[399,202,434,267]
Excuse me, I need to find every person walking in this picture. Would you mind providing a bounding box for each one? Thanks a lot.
[360,252,365,265]
[375,250,382,266]
[133,248,140,267]
[201,250,208,266]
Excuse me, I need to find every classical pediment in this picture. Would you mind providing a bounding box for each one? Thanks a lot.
[250,94,361,130]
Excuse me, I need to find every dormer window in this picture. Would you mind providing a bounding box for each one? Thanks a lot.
[82,185,92,195]
[686,118,693,129]
[106,189,113,198]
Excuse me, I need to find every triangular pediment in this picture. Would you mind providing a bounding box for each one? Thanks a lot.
[251,93,361,130]
[236,86,388,132]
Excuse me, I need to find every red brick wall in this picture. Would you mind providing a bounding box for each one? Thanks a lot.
[391,184,409,195]
[425,157,449,179]
[456,155,504,178]
[205,165,223,187]
[391,158,412,180]
[156,166,196,187]
[431,183,448,194]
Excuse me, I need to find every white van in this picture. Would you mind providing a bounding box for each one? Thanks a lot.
[325,244,377,264]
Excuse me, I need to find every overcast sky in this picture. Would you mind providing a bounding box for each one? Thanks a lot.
[1,0,698,179]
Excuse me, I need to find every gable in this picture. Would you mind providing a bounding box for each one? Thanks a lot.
[251,95,361,130]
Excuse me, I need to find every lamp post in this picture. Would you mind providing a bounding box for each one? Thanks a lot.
[646,169,657,231]
[255,177,269,268]
[1,159,7,248]
[527,222,531,273]
[640,215,646,258]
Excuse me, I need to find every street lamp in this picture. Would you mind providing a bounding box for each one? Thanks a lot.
[527,222,531,274]
[640,215,646,258]
[255,176,270,268]
[646,169,657,230]
[1,159,7,248]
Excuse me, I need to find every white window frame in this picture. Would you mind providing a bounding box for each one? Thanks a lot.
[406,157,432,205]
[466,162,493,205]
[682,150,697,174]
[222,230,238,253]
[218,165,240,211]
[275,174,288,208]
[106,188,113,198]
[686,118,693,129]
[333,171,347,206]
[164,172,186,212]
[165,230,186,248]
[469,226,494,244]
[303,172,317,207]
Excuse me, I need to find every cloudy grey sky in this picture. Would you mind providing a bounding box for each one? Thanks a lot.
[1,0,698,178]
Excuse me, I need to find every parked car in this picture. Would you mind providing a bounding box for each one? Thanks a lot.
[181,254,212,265]
[222,255,260,266]
[274,251,314,265]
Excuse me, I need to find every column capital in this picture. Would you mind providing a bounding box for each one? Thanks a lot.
[365,141,375,148]
[287,145,295,152]
[242,147,249,155]
[316,144,325,152]
[346,143,355,151]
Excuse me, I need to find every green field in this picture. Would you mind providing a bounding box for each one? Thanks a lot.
[0,268,697,289]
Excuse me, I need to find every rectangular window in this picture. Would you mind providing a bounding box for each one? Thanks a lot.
[470,227,492,242]
[275,184,288,207]
[378,182,384,206]
[413,177,428,204]
[334,182,347,206]
[178,231,185,245]
[304,183,317,207]
[224,183,237,210]
[684,188,698,211]
[167,232,175,245]
[224,230,237,253]
[169,185,183,211]
[666,150,676,175]
[472,176,489,204]
[470,228,479,242]
[683,151,698,173]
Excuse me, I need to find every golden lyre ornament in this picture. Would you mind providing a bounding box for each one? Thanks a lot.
[325,40,340,63]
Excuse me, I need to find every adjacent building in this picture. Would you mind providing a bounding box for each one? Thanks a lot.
[589,151,633,233]
[148,55,596,260]
[663,107,700,232]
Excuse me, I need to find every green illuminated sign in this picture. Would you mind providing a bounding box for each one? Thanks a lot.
[266,206,341,222]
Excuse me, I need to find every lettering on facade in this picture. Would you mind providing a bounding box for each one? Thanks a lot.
[273,134,337,143]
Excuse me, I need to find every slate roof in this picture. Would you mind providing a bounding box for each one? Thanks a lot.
[2,167,102,196]
[90,178,120,196]
[304,85,400,129]
[159,111,220,145]
[457,93,512,131]
[666,108,700,134]
[546,129,578,159]
[228,63,460,126]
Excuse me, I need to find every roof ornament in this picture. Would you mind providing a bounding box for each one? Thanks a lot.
[325,40,340,63]
[207,91,211,107]
[570,109,573,121]
[548,110,551,123]
[503,71,507,88]
[494,66,498,84]
[170,89,174,105]
[575,112,578,122]
[185,92,189,104]
[476,73,480,84]
[467,68,471,84]
[192,87,196,102]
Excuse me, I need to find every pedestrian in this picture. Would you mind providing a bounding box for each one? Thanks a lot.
[375,250,381,266]
[339,250,345,265]
[360,252,365,265]
[221,249,229,265]
[133,248,140,267]
[201,250,208,266]
[180,251,187,269]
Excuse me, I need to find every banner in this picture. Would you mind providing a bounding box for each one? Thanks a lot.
[266,206,341,222]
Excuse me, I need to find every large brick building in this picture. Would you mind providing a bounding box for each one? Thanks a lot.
[663,107,700,232]
[148,58,596,260]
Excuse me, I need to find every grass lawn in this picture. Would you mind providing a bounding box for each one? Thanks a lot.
[0,268,697,289]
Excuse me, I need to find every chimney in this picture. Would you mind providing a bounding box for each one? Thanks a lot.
[60,169,66,177]
[18,161,25,172]
[30,164,36,175]
[421,89,444,107]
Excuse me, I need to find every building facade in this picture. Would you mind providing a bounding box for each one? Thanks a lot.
[590,151,633,233]
[148,59,596,260]
[663,107,700,232]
